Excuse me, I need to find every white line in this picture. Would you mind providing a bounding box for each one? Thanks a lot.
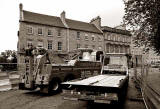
[140,87,149,109]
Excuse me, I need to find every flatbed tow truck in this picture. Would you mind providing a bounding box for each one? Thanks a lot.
[62,53,129,104]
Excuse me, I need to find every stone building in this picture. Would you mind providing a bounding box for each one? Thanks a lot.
[102,26,131,54]
[18,4,103,52]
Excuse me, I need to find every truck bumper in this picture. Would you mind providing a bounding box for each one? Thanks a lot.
[62,90,118,104]
[35,75,49,85]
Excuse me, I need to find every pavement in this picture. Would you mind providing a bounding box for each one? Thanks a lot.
[123,69,146,109]
[0,69,146,109]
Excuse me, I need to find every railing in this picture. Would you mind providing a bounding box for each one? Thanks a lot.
[134,66,160,109]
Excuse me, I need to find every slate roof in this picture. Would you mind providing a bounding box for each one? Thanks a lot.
[23,10,65,28]
[22,10,102,34]
[101,26,131,36]
[66,19,102,33]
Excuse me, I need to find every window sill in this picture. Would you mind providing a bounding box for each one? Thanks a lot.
[57,36,61,38]
[27,33,33,35]
[38,34,43,36]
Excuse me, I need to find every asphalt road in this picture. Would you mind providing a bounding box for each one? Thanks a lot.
[0,70,146,109]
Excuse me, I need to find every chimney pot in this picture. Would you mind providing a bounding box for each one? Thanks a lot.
[19,3,23,11]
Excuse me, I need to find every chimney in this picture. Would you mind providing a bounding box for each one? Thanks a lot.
[19,3,23,21]
[60,11,68,28]
[90,16,101,29]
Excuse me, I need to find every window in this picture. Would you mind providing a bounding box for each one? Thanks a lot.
[48,29,52,36]
[113,36,115,41]
[92,45,95,49]
[123,37,125,42]
[115,35,118,41]
[48,41,52,49]
[27,26,33,34]
[58,29,61,37]
[85,44,88,48]
[58,42,62,50]
[98,46,102,50]
[85,34,88,40]
[108,35,110,40]
[27,40,33,48]
[128,37,131,43]
[118,36,121,41]
[77,44,80,49]
[77,32,80,39]
[38,41,43,48]
[38,28,42,35]
[91,35,95,41]
[106,44,109,53]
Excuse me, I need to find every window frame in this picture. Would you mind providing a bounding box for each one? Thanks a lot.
[38,28,43,35]
[37,41,43,48]
[48,29,53,36]
[57,29,61,37]
[27,26,33,34]
[48,40,53,50]
[58,42,62,51]
[91,35,95,41]
[92,45,95,49]
[85,44,88,48]
[27,40,33,48]
[85,34,89,41]
[77,31,80,39]
[77,43,81,49]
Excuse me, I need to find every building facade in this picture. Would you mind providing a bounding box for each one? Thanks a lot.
[102,26,131,54]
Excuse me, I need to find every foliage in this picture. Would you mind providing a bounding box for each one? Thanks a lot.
[123,0,160,54]
[0,50,17,71]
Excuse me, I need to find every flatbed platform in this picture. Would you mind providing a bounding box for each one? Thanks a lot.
[62,74,127,88]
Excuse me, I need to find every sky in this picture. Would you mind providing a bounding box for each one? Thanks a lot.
[0,0,125,53]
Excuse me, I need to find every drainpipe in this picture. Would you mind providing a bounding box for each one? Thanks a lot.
[67,28,70,52]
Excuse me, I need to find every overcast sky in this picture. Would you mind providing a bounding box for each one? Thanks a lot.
[0,0,125,53]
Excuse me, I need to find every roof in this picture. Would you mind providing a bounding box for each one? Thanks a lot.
[66,19,102,33]
[23,10,66,28]
[22,10,102,34]
[102,26,131,36]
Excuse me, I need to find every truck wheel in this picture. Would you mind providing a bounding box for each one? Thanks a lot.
[19,83,25,90]
[64,76,74,89]
[48,79,61,94]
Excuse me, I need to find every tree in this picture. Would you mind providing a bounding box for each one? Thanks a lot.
[0,50,17,71]
[123,0,160,54]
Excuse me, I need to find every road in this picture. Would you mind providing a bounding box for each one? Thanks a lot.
[0,70,146,109]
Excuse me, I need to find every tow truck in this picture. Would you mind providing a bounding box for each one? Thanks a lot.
[62,53,129,104]
[19,47,103,94]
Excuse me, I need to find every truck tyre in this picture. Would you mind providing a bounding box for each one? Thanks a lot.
[64,75,75,89]
[48,78,61,94]
[19,83,25,90]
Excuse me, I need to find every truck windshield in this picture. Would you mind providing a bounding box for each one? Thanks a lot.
[103,70,126,75]
[104,56,127,67]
